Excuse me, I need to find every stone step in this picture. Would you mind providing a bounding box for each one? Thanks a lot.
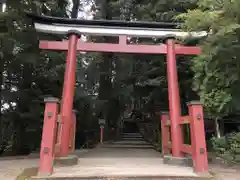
[122,136,143,139]
[110,143,151,146]
[121,136,143,139]
[121,138,144,141]
[121,134,143,136]
[125,136,142,138]
[122,132,140,134]
[121,134,143,138]
[113,141,149,145]
[100,144,154,149]
[121,133,142,135]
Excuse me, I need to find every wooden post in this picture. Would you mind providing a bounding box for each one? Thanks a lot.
[39,97,59,176]
[100,126,104,144]
[188,101,208,173]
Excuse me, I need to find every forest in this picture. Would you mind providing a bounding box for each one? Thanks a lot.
[1,0,240,163]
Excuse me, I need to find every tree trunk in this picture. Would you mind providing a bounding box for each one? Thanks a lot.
[0,49,3,129]
[95,0,113,140]
[96,0,112,102]
[71,0,80,18]
[214,118,221,138]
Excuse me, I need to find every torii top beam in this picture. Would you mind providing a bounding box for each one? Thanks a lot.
[26,13,207,39]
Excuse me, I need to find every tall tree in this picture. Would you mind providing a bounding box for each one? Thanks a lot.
[0,0,69,154]
[177,0,240,137]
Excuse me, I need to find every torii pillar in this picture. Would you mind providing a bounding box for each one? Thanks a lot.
[59,32,79,157]
[166,37,183,157]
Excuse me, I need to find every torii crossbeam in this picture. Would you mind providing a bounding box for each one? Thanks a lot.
[27,13,209,176]
[39,37,201,55]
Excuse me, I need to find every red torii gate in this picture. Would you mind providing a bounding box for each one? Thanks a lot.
[27,13,208,176]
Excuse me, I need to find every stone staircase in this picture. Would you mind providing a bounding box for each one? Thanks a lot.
[121,132,143,140]
[101,133,153,149]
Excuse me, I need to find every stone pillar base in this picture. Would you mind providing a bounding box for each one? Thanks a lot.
[163,155,193,167]
[54,155,78,166]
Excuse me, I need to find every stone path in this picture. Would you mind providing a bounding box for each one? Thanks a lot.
[0,133,239,179]
[36,133,198,179]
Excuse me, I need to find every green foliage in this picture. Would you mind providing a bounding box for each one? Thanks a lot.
[211,136,227,154]
[177,0,240,120]
[211,132,240,163]
[0,0,68,155]
[133,0,198,21]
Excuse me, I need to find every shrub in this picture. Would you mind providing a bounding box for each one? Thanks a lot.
[211,136,227,154]
[211,132,240,163]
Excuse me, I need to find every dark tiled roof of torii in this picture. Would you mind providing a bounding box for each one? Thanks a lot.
[26,12,182,30]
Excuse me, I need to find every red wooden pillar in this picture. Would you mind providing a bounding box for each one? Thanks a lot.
[161,112,170,155]
[188,101,208,173]
[59,33,79,157]
[166,38,183,157]
[39,97,59,176]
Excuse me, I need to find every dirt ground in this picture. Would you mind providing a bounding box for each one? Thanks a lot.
[209,164,240,180]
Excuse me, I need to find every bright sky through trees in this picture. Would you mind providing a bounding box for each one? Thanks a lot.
[67,0,93,19]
